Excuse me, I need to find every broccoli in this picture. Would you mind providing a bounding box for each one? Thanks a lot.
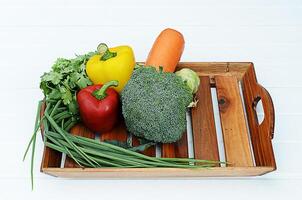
[121,66,193,143]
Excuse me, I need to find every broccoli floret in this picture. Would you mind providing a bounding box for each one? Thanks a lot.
[121,67,193,143]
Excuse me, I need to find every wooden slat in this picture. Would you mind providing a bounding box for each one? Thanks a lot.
[191,76,220,165]
[161,132,188,158]
[215,76,253,167]
[41,146,62,168]
[174,132,188,158]
[64,124,95,168]
[242,64,276,168]
[161,143,175,158]
[100,120,128,142]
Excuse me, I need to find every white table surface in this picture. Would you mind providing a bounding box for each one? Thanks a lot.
[1,0,302,199]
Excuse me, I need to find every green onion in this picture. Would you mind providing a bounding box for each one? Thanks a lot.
[25,102,224,190]
[50,100,62,117]
[53,111,70,121]
[23,101,44,190]
[44,112,100,168]
[43,122,219,168]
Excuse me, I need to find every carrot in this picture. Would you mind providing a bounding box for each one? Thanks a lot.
[145,28,185,72]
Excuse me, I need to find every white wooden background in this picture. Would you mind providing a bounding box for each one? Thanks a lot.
[1,0,302,199]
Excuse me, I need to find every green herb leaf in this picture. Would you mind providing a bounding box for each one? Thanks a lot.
[68,99,78,115]
[77,75,92,89]
[48,88,61,100]
[52,58,71,72]
[70,72,80,83]
[59,87,72,105]
[41,71,62,85]
[39,81,51,95]
[40,52,96,113]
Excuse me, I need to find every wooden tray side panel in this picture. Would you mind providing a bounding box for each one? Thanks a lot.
[241,64,276,168]
[191,76,220,164]
[176,62,252,82]
[215,76,253,167]
[42,166,275,178]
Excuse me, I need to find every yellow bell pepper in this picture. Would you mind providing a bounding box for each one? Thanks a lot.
[86,43,135,93]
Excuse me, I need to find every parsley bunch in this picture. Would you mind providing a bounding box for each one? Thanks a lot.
[40,51,97,114]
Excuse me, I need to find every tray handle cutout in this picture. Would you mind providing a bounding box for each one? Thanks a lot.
[249,80,275,139]
[261,87,275,139]
[252,96,264,125]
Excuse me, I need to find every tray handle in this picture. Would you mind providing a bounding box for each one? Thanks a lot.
[252,85,275,139]
[242,63,276,168]
[242,64,275,140]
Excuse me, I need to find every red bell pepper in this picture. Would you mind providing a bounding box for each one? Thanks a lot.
[77,80,119,132]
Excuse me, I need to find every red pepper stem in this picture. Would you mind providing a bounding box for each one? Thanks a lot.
[97,43,117,61]
[92,80,119,100]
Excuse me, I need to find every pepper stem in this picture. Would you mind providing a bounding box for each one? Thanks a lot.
[92,80,119,100]
[97,43,117,61]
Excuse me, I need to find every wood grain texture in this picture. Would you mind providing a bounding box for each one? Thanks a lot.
[100,120,128,142]
[215,76,253,167]
[161,143,176,158]
[139,62,252,83]
[242,64,276,168]
[42,166,275,178]
[64,124,95,168]
[41,146,62,169]
[174,132,189,158]
[161,132,188,158]
[191,76,220,165]
[177,62,251,81]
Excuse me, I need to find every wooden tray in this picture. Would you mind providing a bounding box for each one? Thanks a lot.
[40,62,276,178]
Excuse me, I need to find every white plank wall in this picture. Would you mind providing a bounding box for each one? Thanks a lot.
[0,0,301,199]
